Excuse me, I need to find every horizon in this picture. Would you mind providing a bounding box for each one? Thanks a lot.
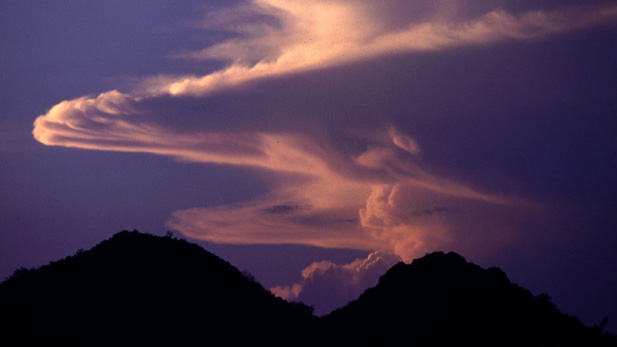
[1,0,616,333]
[5,230,612,345]
[0,229,603,323]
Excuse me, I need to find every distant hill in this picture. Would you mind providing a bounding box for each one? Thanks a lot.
[323,251,616,346]
[1,231,614,345]
[0,230,315,345]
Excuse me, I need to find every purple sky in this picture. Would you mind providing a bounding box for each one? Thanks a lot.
[1,0,616,329]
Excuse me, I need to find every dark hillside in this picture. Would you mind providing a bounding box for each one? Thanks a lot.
[1,232,613,346]
[0,230,315,345]
[323,252,615,346]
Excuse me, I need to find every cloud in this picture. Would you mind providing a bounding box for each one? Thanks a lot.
[31,1,615,261]
[389,126,421,155]
[271,250,402,315]
[141,1,617,97]
[32,88,517,258]
[167,199,381,250]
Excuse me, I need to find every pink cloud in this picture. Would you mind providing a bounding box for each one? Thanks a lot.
[30,0,613,278]
[33,84,521,259]
[271,250,402,315]
[143,1,617,97]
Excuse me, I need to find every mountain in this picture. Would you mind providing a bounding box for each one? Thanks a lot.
[0,230,315,345]
[1,231,614,346]
[323,251,615,346]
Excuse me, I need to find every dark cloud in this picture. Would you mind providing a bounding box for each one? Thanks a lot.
[263,205,301,214]
[412,207,451,217]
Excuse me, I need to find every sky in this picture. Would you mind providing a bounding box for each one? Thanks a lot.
[1,0,616,331]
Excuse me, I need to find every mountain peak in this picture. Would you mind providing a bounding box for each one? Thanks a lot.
[326,251,615,346]
[0,230,315,345]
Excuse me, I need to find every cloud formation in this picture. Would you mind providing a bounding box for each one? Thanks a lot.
[271,250,402,315]
[32,1,617,263]
[33,88,513,257]
[150,0,617,96]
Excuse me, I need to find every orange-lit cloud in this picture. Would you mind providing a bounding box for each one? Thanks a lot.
[31,88,530,262]
[32,1,616,263]
[271,250,401,315]
[32,88,515,258]
[141,1,617,97]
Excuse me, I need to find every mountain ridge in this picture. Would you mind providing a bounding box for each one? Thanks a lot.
[324,251,614,345]
[1,230,614,345]
[0,230,316,345]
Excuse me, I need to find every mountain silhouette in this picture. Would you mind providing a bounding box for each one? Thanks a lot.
[323,251,615,346]
[0,230,315,345]
[1,231,614,345]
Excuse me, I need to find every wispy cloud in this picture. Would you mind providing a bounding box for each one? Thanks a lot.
[32,1,616,262]
[144,1,617,96]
